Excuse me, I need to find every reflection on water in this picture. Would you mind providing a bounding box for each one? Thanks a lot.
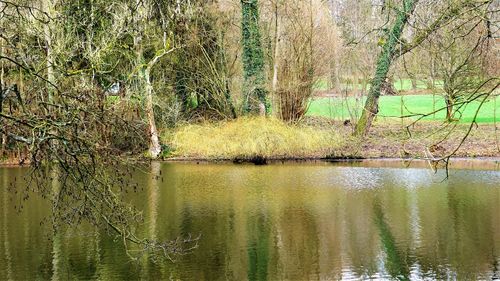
[0,163,499,280]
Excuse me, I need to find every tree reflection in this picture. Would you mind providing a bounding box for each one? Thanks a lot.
[2,169,13,281]
[373,201,411,281]
[247,212,270,281]
[1,164,499,279]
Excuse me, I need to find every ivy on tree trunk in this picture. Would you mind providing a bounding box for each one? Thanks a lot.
[355,0,417,136]
[241,0,270,115]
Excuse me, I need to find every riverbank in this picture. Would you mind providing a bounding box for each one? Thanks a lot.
[2,116,499,166]
[162,116,500,162]
[0,150,29,166]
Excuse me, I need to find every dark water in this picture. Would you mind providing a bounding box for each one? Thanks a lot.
[1,162,499,280]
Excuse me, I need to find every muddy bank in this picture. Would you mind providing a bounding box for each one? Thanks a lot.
[302,117,500,159]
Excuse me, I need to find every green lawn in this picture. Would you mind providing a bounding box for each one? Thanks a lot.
[307,94,500,123]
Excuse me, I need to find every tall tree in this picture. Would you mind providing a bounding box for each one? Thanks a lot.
[132,0,162,159]
[354,0,417,136]
[241,0,269,115]
[42,0,55,104]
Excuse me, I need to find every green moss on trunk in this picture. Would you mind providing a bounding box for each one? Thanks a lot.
[241,0,270,115]
[355,0,417,136]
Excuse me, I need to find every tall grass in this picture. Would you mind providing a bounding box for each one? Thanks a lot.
[166,117,343,159]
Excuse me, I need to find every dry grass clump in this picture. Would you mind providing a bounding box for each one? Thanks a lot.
[166,117,343,159]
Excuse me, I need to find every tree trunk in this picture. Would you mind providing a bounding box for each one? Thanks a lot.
[495,95,499,152]
[332,59,341,94]
[411,76,417,90]
[142,47,177,159]
[428,56,436,90]
[354,0,417,136]
[445,96,454,122]
[271,2,280,93]
[133,0,161,159]
[241,0,269,115]
[0,28,4,157]
[143,67,161,159]
[42,0,55,103]
[224,79,237,118]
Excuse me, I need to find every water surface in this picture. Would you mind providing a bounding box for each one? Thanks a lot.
[1,162,499,280]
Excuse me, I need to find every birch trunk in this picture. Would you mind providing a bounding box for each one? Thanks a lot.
[143,66,161,159]
[134,0,162,159]
[42,0,55,103]
[143,48,177,159]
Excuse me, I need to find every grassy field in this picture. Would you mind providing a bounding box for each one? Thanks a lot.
[307,94,500,123]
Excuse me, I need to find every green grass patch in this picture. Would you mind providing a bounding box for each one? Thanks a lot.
[166,117,343,159]
[307,94,500,123]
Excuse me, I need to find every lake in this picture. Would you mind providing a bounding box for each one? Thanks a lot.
[1,162,499,280]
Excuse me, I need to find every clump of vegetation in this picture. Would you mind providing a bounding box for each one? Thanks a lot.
[167,117,343,160]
